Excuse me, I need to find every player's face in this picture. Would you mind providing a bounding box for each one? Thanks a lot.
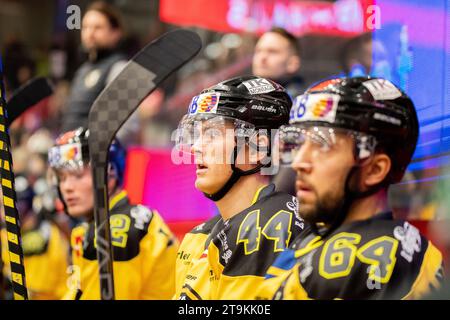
[191,120,235,195]
[58,166,94,219]
[252,32,297,80]
[81,10,121,51]
[291,130,356,223]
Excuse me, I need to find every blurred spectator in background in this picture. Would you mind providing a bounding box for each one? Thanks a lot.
[252,27,304,97]
[2,35,35,92]
[61,1,138,143]
[340,32,392,80]
[253,28,303,196]
[340,32,373,77]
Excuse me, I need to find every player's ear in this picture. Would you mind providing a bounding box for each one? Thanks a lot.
[361,153,391,187]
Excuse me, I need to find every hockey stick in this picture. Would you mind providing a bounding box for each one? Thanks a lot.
[0,75,54,300]
[0,63,53,300]
[0,76,54,299]
[88,29,201,300]
[6,77,53,125]
[0,58,29,300]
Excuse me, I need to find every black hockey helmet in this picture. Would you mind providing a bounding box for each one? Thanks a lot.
[48,127,126,186]
[281,76,419,238]
[192,75,291,129]
[176,75,292,201]
[286,76,419,183]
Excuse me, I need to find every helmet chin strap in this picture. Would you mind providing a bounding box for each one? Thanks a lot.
[203,136,271,202]
[310,164,386,239]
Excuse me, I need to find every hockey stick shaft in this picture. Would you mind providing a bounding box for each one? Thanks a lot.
[88,29,201,300]
[0,76,53,299]
[0,58,28,300]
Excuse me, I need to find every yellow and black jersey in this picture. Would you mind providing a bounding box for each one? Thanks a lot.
[257,212,444,300]
[174,214,221,299]
[1,219,69,300]
[179,184,305,300]
[64,190,178,300]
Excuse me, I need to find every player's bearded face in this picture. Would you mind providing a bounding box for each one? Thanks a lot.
[58,166,95,219]
[292,132,356,224]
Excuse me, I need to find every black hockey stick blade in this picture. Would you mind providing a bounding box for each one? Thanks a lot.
[6,77,53,126]
[88,29,202,300]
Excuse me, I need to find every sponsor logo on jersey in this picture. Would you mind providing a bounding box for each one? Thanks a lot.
[242,78,275,95]
[188,93,220,114]
[287,197,299,216]
[177,250,191,261]
[216,223,232,264]
[290,93,339,124]
[222,249,232,264]
[362,79,402,100]
[393,222,421,263]
[130,205,153,230]
[194,223,205,232]
[186,274,197,281]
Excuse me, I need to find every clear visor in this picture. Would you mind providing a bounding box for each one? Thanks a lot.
[174,114,256,155]
[278,125,377,165]
[48,142,86,172]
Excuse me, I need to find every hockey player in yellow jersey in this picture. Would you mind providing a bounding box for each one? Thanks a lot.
[256,76,444,300]
[174,75,304,299]
[48,127,178,300]
[174,214,221,299]
[1,175,69,300]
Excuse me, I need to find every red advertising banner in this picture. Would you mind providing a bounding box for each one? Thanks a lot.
[160,0,375,37]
